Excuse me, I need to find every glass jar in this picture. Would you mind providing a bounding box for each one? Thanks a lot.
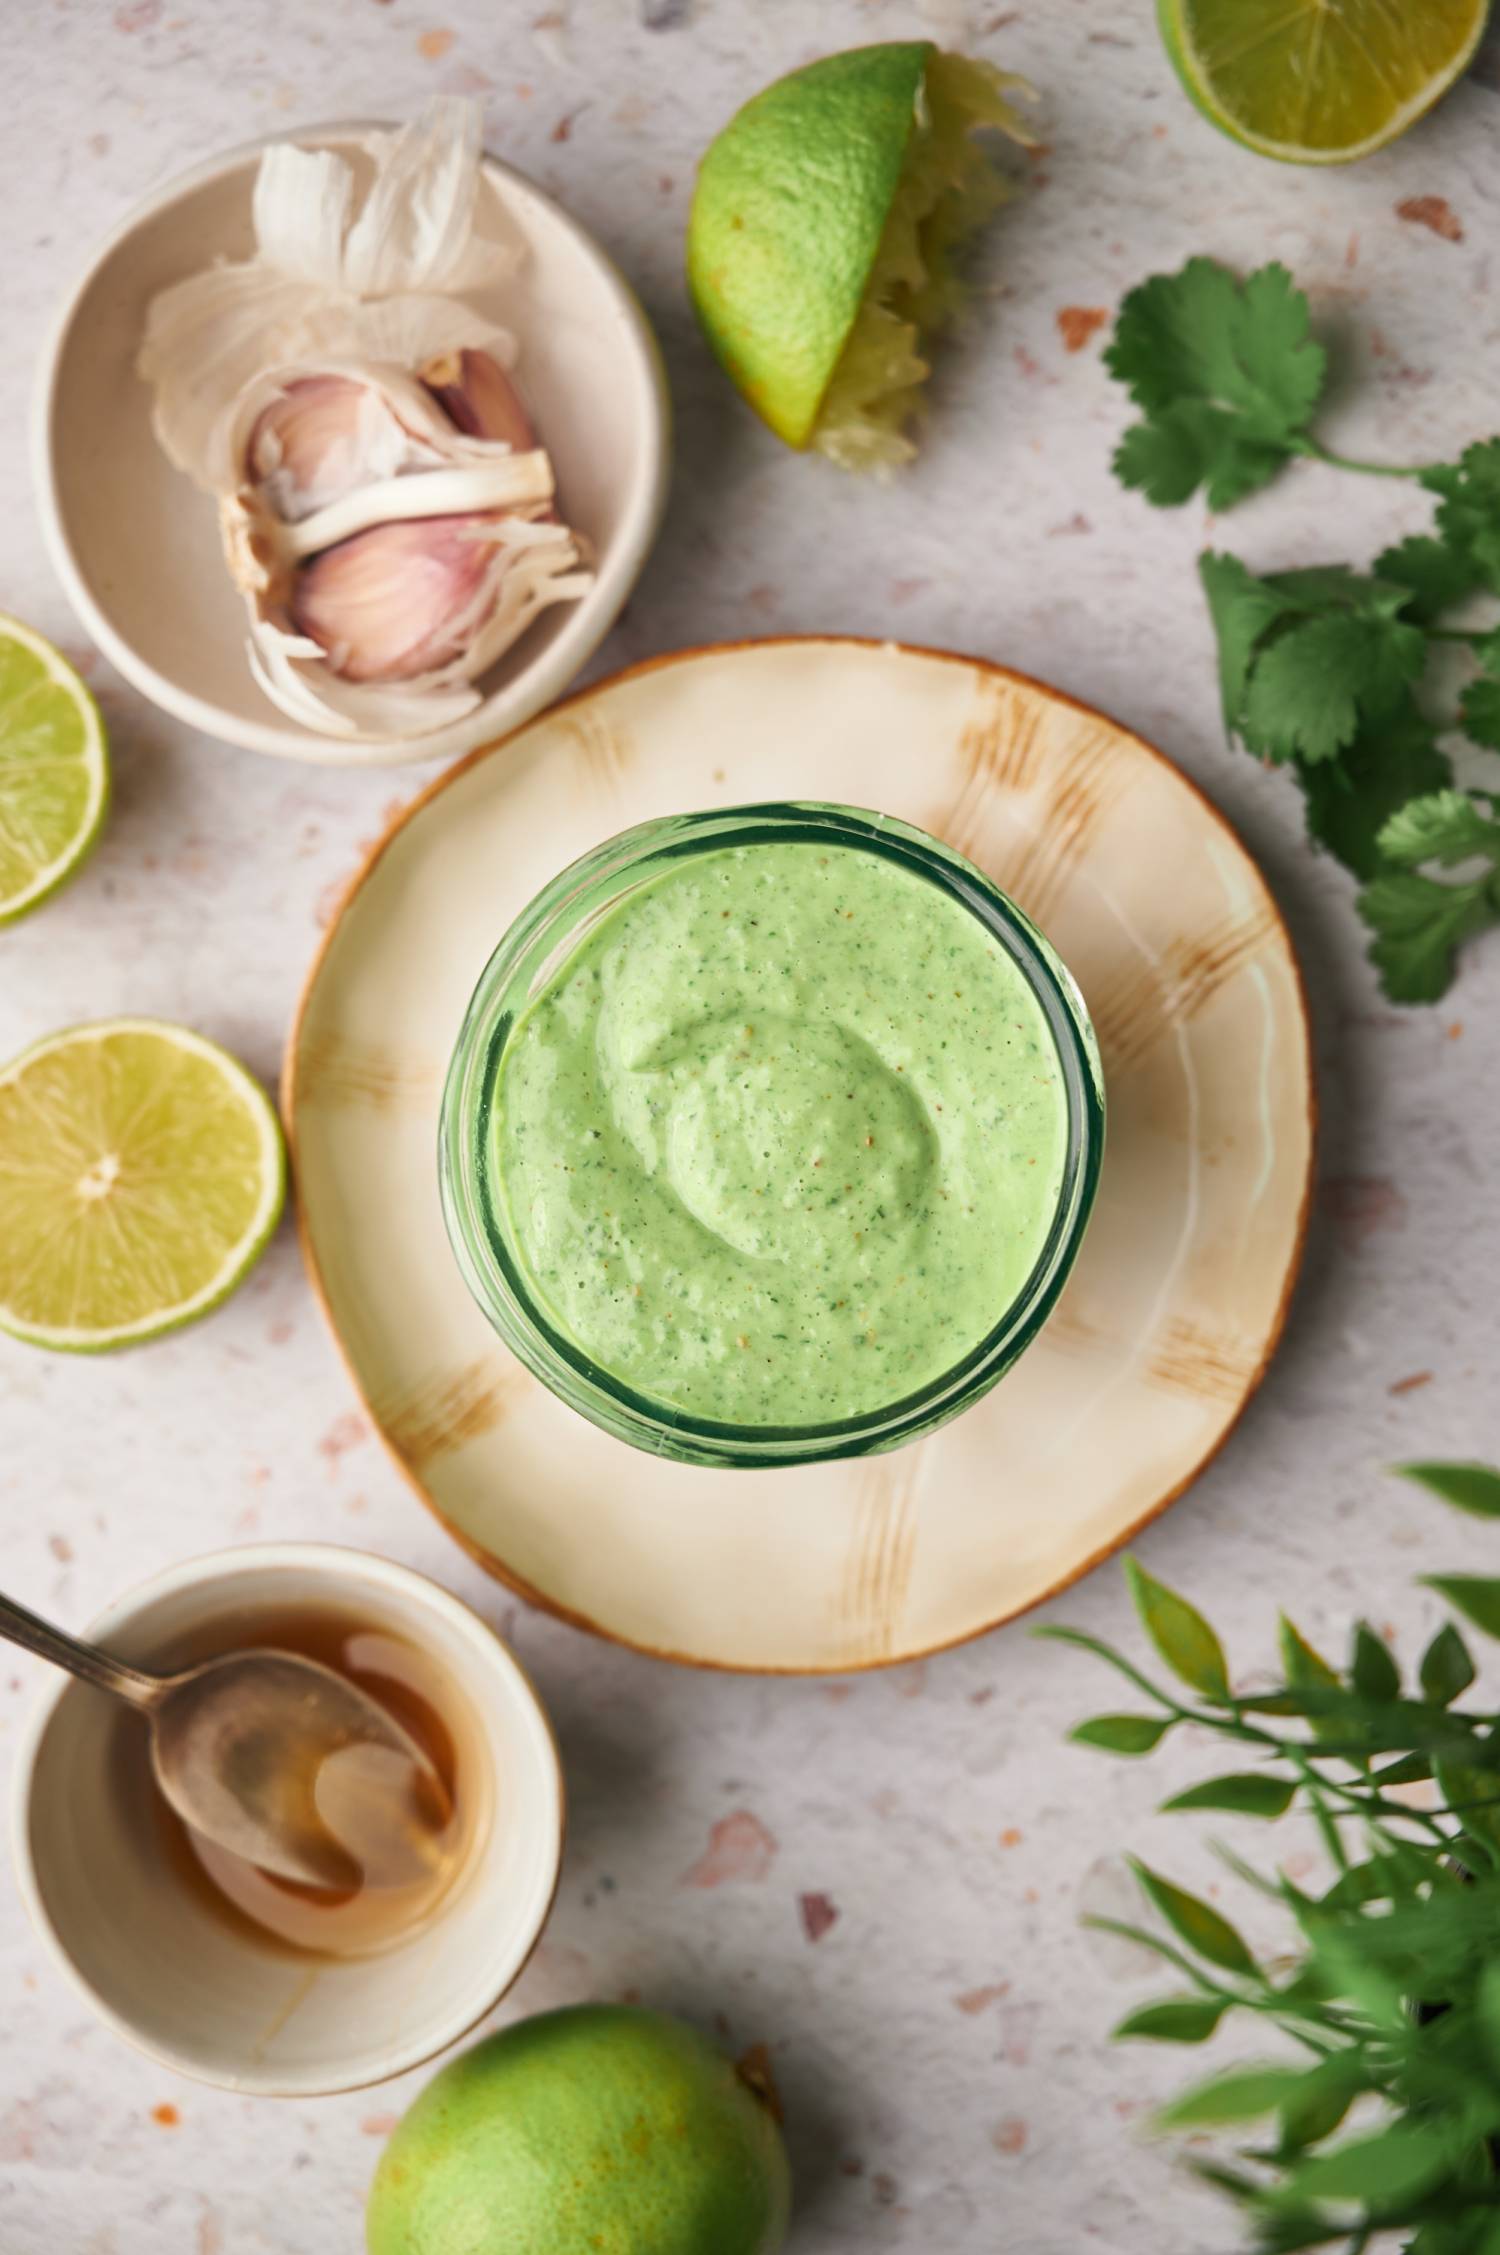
[439,802,1104,1468]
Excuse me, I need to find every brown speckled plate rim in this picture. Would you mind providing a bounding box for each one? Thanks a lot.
[283,635,1317,1674]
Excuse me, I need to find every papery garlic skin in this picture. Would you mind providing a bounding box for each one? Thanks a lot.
[137,99,593,743]
[260,100,507,301]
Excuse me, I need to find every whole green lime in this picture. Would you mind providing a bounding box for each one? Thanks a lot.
[366,2005,791,2255]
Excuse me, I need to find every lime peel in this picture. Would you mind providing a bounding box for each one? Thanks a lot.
[0,614,109,924]
[0,1019,286,1352]
[687,43,1035,474]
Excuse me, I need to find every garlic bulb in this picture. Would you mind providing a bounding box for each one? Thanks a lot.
[137,100,592,743]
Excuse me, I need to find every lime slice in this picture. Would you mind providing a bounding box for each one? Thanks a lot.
[0,615,109,924]
[0,1020,285,1351]
[687,43,1034,472]
[1158,0,1490,165]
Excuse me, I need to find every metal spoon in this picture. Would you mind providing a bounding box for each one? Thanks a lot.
[0,1590,452,1891]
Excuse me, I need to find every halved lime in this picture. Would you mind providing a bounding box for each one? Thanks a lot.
[687,43,1034,472]
[0,616,109,923]
[0,1020,285,1351]
[1158,0,1490,165]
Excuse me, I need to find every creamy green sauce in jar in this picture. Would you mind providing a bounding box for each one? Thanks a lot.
[489,840,1069,1427]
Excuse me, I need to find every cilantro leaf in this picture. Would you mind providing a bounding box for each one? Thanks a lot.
[1198,557,1428,765]
[1241,620,1371,765]
[1107,259,1324,431]
[1358,871,1500,1003]
[1361,784,1500,997]
[1426,440,1500,592]
[1240,610,1427,765]
[1115,406,1290,513]
[1107,259,1325,510]
[1259,566,1415,623]
[1461,674,1500,751]
[1299,711,1451,881]
[1378,789,1500,869]
[1197,552,1304,733]
[1375,533,1484,625]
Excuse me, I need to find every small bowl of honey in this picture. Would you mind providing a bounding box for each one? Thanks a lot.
[10,1544,563,2095]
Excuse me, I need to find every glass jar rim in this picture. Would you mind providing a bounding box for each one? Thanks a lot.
[439,802,1105,1468]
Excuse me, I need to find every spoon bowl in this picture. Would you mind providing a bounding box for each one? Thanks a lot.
[150,1647,452,1890]
[0,1589,451,1891]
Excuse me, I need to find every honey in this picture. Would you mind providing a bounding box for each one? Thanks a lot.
[122,1600,488,1959]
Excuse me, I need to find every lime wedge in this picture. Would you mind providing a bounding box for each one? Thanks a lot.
[1158,0,1490,165]
[687,43,1034,472]
[0,616,109,923]
[0,1021,285,1351]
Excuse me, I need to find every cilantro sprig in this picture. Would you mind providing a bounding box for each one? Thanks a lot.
[1108,258,1500,1003]
[1108,258,1330,509]
[1051,1462,1500,2255]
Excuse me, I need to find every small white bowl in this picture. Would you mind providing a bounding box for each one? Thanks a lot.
[33,123,670,768]
[11,1544,563,2096]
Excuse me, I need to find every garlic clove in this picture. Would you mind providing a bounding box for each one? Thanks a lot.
[247,375,414,522]
[423,348,536,450]
[251,515,592,737]
[290,516,501,683]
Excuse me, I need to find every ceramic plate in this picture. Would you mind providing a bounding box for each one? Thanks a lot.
[287,639,1313,1671]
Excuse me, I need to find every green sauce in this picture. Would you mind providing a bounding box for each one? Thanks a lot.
[489,841,1069,1427]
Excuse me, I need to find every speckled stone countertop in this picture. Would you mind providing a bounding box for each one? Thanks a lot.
[4,5,1500,2251]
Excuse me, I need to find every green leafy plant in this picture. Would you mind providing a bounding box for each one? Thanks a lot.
[1106,257,1500,1004]
[1045,1461,1500,2253]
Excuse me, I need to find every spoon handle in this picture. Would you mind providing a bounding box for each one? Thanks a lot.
[0,1592,164,1709]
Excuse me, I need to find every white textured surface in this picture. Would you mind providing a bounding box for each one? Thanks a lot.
[3,5,1500,2252]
